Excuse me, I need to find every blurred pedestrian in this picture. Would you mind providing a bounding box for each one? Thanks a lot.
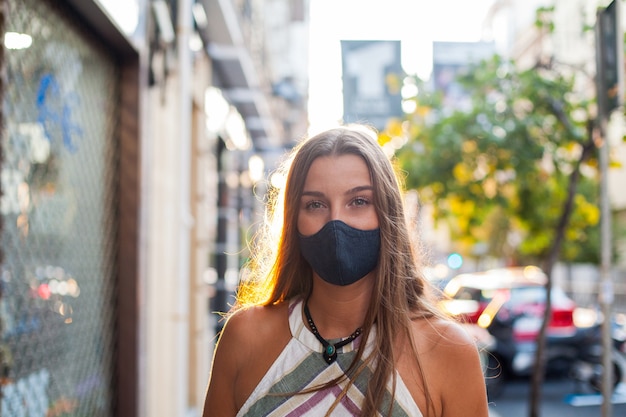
[202,124,489,416]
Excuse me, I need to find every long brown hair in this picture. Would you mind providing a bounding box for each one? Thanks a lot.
[237,124,443,416]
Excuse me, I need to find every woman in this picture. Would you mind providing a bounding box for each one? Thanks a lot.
[203,124,489,416]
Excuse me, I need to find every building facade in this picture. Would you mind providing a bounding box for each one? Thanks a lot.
[0,0,310,416]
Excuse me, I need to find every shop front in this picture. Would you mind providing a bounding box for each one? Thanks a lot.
[1,0,142,415]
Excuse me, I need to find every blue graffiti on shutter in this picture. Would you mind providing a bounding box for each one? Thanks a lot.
[36,73,83,153]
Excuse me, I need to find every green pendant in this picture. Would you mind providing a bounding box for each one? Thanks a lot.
[323,344,338,364]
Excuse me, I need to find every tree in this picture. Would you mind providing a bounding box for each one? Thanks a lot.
[393,57,599,265]
[388,45,600,417]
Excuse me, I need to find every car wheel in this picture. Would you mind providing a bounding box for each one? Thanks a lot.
[589,361,620,393]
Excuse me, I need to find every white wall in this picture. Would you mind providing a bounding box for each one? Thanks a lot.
[143,53,214,417]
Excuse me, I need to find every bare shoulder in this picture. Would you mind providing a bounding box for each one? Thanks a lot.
[223,302,289,344]
[413,316,478,350]
[401,317,489,417]
[221,302,291,374]
[203,302,291,417]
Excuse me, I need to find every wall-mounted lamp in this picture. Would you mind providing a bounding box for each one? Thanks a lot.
[152,0,175,44]
[205,87,230,134]
[224,109,250,151]
[247,155,265,184]
[4,32,32,50]
[192,3,208,29]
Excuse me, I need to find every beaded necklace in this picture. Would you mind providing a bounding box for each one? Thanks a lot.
[303,302,363,364]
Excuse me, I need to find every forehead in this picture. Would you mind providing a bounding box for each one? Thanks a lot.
[303,154,371,188]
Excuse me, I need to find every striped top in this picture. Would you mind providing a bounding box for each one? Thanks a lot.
[236,299,422,417]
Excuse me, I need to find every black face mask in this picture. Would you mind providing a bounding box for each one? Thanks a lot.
[299,220,381,286]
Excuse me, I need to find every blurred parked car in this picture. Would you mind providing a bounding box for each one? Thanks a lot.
[440,266,580,384]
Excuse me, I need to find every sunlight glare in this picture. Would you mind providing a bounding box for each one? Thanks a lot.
[308,0,495,133]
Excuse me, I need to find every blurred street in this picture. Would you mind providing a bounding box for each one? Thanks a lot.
[488,377,626,417]
[3,1,626,416]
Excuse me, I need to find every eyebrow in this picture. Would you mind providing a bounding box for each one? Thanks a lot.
[301,185,374,198]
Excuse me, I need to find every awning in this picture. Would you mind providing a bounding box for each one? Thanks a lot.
[199,0,277,150]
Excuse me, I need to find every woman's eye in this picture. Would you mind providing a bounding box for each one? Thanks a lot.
[305,200,324,210]
[352,197,370,207]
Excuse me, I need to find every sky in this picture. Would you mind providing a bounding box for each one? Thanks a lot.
[307,0,496,133]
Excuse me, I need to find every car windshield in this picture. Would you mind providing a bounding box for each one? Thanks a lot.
[508,287,545,306]
[453,286,483,302]
[452,285,570,307]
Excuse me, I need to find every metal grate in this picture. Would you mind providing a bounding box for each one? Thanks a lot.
[1,0,119,415]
